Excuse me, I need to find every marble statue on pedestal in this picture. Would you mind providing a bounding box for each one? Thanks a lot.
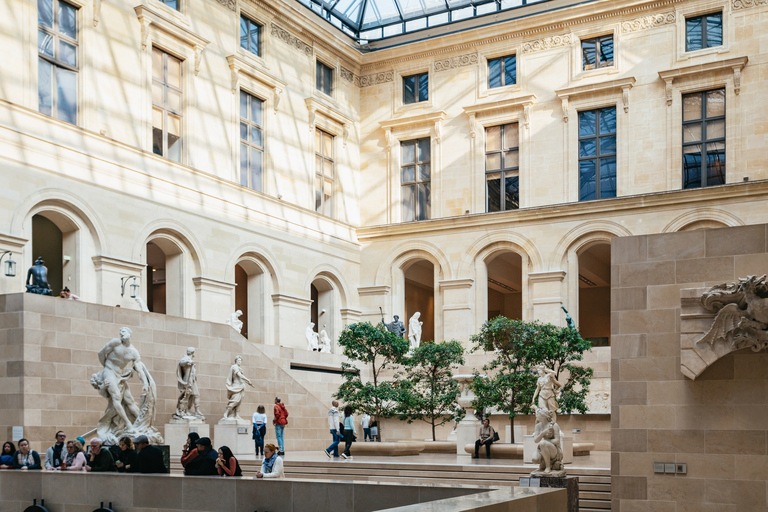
[531,364,561,422]
[26,257,52,295]
[306,323,319,351]
[531,407,565,477]
[226,310,243,333]
[318,329,332,353]
[408,312,423,351]
[221,355,254,422]
[173,347,205,421]
[90,327,163,445]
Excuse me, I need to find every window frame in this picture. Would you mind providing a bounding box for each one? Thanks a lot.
[151,47,184,163]
[400,137,431,222]
[316,60,334,97]
[314,128,334,217]
[239,90,265,193]
[682,88,726,190]
[577,106,617,201]
[484,123,520,212]
[581,34,614,71]
[487,54,516,89]
[403,72,429,104]
[685,12,723,52]
[37,0,79,124]
[240,15,261,57]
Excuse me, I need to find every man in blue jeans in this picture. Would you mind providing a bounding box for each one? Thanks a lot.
[324,400,341,458]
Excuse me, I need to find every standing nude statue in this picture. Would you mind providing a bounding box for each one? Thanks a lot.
[90,327,163,445]
[222,355,254,422]
[173,347,204,420]
[531,364,561,421]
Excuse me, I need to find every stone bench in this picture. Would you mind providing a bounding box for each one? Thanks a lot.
[351,441,425,456]
[463,442,594,459]
[421,441,457,453]
[573,443,595,456]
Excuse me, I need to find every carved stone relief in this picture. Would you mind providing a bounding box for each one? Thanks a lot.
[522,34,572,53]
[621,12,675,33]
[271,23,313,57]
[433,53,478,72]
[359,71,394,88]
[733,0,768,9]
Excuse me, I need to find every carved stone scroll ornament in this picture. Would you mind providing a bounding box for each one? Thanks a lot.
[696,275,768,353]
[733,0,768,9]
[433,53,478,72]
[621,12,675,33]
[359,71,394,88]
[522,34,572,54]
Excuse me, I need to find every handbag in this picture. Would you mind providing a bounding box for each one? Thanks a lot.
[492,431,500,442]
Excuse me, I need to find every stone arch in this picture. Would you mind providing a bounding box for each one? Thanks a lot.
[231,249,279,345]
[226,243,282,296]
[306,264,351,352]
[374,240,452,287]
[663,208,744,233]
[459,231,544,278]
[133,220,204,276]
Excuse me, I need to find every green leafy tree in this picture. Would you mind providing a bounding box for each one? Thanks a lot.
[470,317,538,442]
[334,322,410,440]
[396,340,466,441]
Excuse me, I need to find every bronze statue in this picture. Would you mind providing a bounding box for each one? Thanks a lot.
[26,257,52,295]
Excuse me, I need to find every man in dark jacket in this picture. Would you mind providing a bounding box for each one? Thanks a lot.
[183,437,218,476]
[85,438,117,472]
[134,435,168,474]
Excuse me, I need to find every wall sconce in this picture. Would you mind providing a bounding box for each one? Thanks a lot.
[1,251,16,277]
[120,275,140,298]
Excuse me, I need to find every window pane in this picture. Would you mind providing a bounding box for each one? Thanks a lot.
[59,2,77,39]
[418,164,430,181]
[316,62,323,91]
[706,14,722,47]
[488,58,501,88]
[240,17,248,50]
[706,89,725,118]
[403,75,415,104]
[503,124,518,149]
[402,142,415,164]
[251,126,262,147]
[323,177,333,216]
[61,38,77,66]
[250,23,260,55]
[323,132,333,157]
[324,159,333,179]
[706,142,725,186]
[582,39,596,70]
[599,107,616,134]
[418,74,428,102]
[152,49,163,80]
[578,110,596,137]
[686,17,702,51]
[38,30,54,56]
[167,56,181,88]
[402,185,416,222]
[239,90,248,119]
[164,0,178,10]
[706,119,724,140]
[56,67,77,124]
[315,129,321,152]
[486,153,501,170]
[579,139,596,158]
[315,175,322,212]
[683,123,702,143]
[683,145,702,189]
[486,126,501,151]
[683,94,702,121]
[579,159,596,201]
[322,65,333,95]
[418,138,430,162]
[599,36,613,65]
[504,149,519,168]
[486,174,501,212]
[251,97,262,126]
[599,136,616,155]
[38,59,53,116]
[168,89,181,112]
[167,114,181,163]
[39,0,53,27]
[152,109,163,156]
[251,148,262,192]
[504,175,519,210]
[504,56,516,86]
[418,183,430,220]
[599,157,617,199]
[402,165,415,183]
[152,81,163,105]
[240,143,249,186]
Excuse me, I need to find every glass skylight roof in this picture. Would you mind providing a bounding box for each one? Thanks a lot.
[296,0,552,41]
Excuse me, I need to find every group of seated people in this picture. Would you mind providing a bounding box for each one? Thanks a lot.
[181,433,284,479]
[0,431,168,473]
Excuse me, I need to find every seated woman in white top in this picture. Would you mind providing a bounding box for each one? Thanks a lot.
[255,443,284,479]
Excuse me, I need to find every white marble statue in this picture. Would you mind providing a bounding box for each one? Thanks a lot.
[531,407,565,477]
[531,364,561,421]
[90,327,163,445]
[222,355,254,422]
[408,312,423,351]
[306,322,319,351]
[226,310,243,333]
[318,329,332,353]
[173,347,204,421]
[135,297,150,312]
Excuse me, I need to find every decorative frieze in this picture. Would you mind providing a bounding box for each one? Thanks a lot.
[212,0,236,11]
[271,23,312,57]
[433,53,478,72]
[359,70,394,88]
[522,34,572,53]
[621,11,675,32]
[733,0,768,9]
[340,67,356,84]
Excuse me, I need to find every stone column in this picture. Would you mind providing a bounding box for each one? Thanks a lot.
[439,279,474,347]
[527,270,566,325]
[193,277,236,323]
[357,285,391,325]
[272,293,312,349]
[92,255,146,309]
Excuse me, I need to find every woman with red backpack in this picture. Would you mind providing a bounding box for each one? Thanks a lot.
[273,397,289,455]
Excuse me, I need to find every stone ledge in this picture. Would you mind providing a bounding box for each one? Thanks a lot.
[462,442,595,458]
[352,441,425,456]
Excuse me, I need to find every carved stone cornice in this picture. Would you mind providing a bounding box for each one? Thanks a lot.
[270,23,312,57]
[359,70,394,88]
[658,56,749,105]
[556,77,636,121]
[522,34,572,53]
[433,53,478,72]
[733,0,768,9]
[621,11,675,32]
[340,67,358,85]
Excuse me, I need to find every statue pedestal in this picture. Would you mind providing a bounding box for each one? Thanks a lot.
[456,417,480,455]
[165,419,209,457]
[540,476,579,512]
[524,435,573,464]
[214,420,252,457]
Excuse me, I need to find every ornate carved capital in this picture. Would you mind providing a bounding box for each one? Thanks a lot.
[194,46,205,76]
[274,87,282,114]
[561,97,569,123]
[93,0,102,27]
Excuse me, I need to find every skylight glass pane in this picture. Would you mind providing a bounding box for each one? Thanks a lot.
[405,17,427,31]
[447,0,472,7]
[428,12,449,26]
[334,0,361,26]
[501,0,523,7]
[383,23,403,36]
[362,0,403,29]
[452,6,473,20]
[476,2,497,15]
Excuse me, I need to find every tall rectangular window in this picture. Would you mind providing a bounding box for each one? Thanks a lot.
[683,89,725,189]
[240,16,260,56]
[315,129,333,216]
[488,55,516,89]
[578,107,617,201]
[686,13,722,51]
[403,72,428,104]
[401,138,431,222]
[582,35,613,70]
[152,48,182,163]
[485,124,519,212]
[159,0,178,10]
[38,0,78,124]
[316,61,333,96]
[239,91,263,192]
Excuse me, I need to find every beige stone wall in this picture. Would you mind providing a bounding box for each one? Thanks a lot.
[611,223,768,510]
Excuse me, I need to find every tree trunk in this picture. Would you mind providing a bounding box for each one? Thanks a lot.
[431,420,436,442]
[510,415,515,443]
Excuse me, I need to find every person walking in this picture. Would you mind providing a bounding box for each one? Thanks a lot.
[361,413,371,442]
[252,405,267,458]
[324,400,341,458]
[273,397,289,455]
[255,444,284,479]
[216,446,243,476]
[341,405,357,459]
